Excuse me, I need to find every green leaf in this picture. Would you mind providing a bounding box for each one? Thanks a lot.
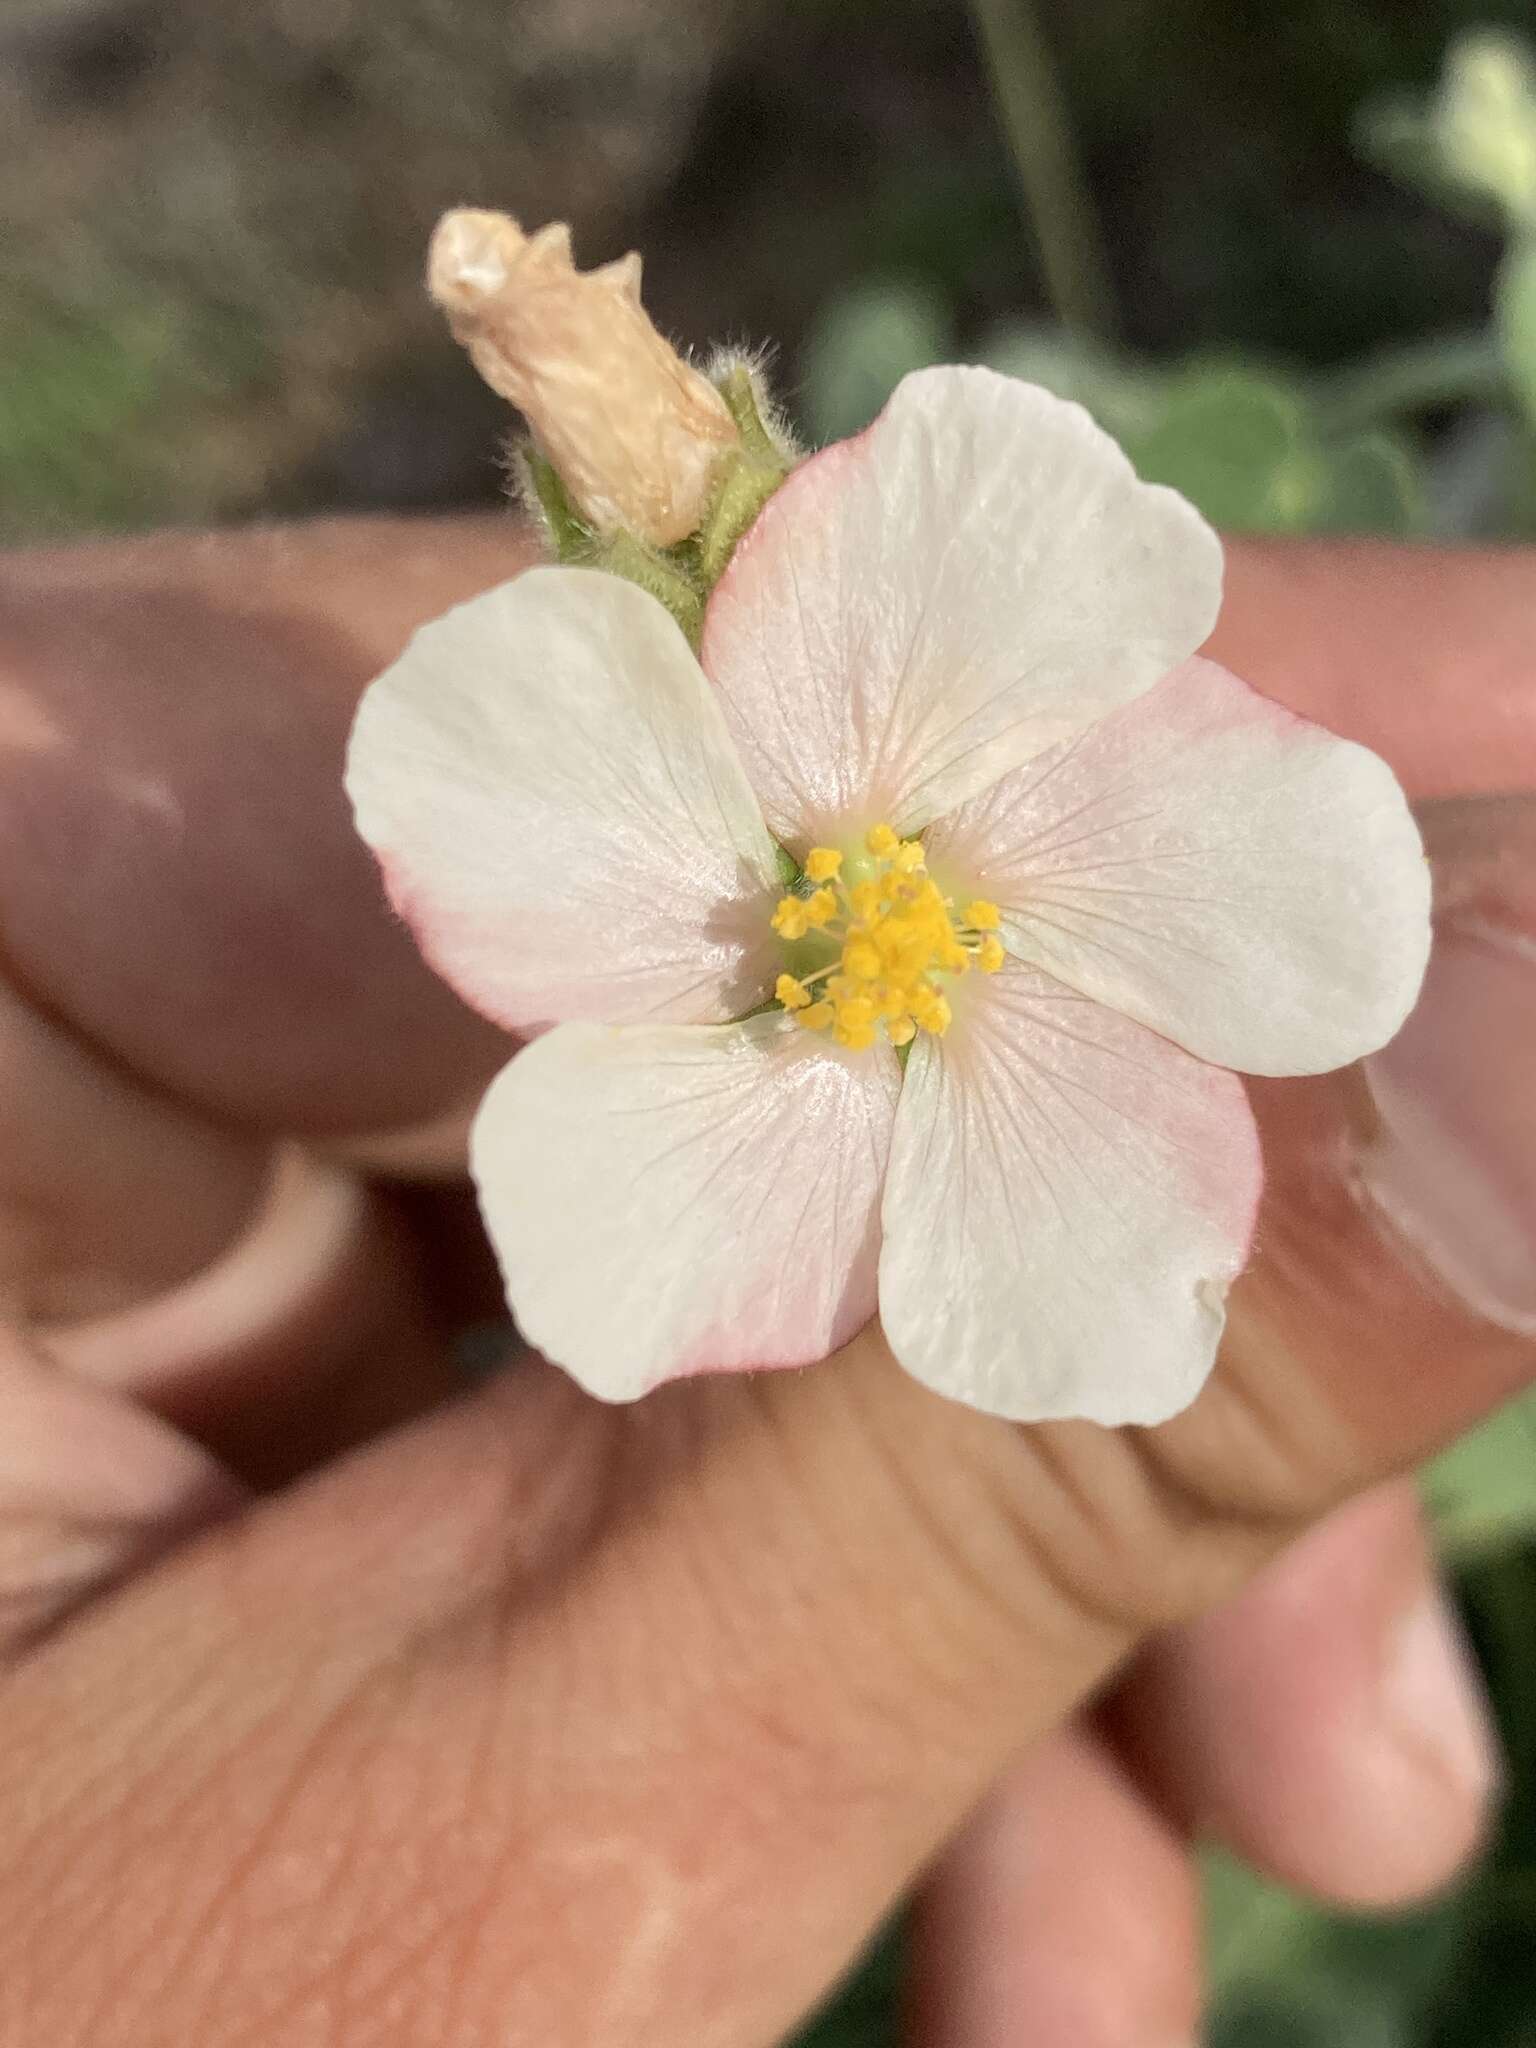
[1495,236,1536,429]
[1317,431,1424,536]
[977,346,1424,538]
[976,320,1162,441]
[801,279,953,443]
[787,1920,902,2048]
[1205,1847,1476,2047]
[1354,94,1508,234]
[1123,364,1322,533]
[1434,33,1536,233]
[1424,1393,1536,1564]
[1355,31,1536,234]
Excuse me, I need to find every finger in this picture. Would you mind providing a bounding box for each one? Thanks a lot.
[2,1143,464,1643]
[1,938,471,1476]
[0,966,266,1324]
[43,1147,465,1484]
[1213,538,1536,798]
[0,1349,1164,2048]
[0,522,535,1470]
[1359,796,1536,1338]
[1111,1481,1499,1908]
[905,1728,1201,2048]
[0,518,526,1154]
[904,1490,1494,2048]
[0,1174,1528,2048]
[1142,790,1536,1575]
[0,1326,239,1654]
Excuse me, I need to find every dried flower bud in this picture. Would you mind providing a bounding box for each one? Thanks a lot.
[429,209,740,547]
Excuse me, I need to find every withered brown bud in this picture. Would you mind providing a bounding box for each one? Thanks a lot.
[429,209,740,547]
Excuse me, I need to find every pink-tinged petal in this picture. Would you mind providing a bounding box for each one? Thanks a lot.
[927,658,1431,1078]
[346,566,781,1035]
[878,964,1262,1426]
[700,365,1222,849]
[471,1013,900,1400]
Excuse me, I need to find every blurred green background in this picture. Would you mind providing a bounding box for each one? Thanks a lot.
[6,0,1536,543]
[4,1,1535,2040]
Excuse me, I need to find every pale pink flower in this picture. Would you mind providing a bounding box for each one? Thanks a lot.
[347,368,1430,1425]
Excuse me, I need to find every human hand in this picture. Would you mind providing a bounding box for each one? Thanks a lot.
[0,521,1531,2046]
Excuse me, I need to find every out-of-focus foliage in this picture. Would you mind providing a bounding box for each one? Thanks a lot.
[1358,29,1536,232]
[1497,236,1536,425]
[0,0,758,538]
[10,0,1536,541]
[0,294,269,533]
[1427,1392,1536,1564]
[800,30,1536,547]
[806,283,1430,536]
[789,1925,903,2048]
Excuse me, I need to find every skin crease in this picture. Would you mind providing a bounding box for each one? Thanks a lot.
[0,525,1529,2045]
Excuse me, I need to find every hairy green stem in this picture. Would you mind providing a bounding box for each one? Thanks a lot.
[968,0,1117,341]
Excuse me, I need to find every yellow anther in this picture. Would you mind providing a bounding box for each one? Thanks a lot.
[769,819,1006,1046]
[843,936,881,981]
[771,896,809,940]
[911,988,953,1036]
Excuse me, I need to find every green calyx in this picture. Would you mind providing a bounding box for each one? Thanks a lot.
[519,353,797,648]
[693,367,795,587]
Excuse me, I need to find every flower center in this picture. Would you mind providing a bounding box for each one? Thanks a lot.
[769,823,1006,1051]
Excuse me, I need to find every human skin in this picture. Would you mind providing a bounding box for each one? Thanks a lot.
[0,523,1531,2047]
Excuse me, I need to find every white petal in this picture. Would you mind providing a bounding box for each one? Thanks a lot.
[471,1013,900,1400]
[700,365,1222,848]
[927,658,1431,1077]
[878,965,1262,1425]
[346,566,782,1034]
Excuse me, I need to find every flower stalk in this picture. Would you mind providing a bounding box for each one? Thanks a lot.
[968,0,1117,342]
